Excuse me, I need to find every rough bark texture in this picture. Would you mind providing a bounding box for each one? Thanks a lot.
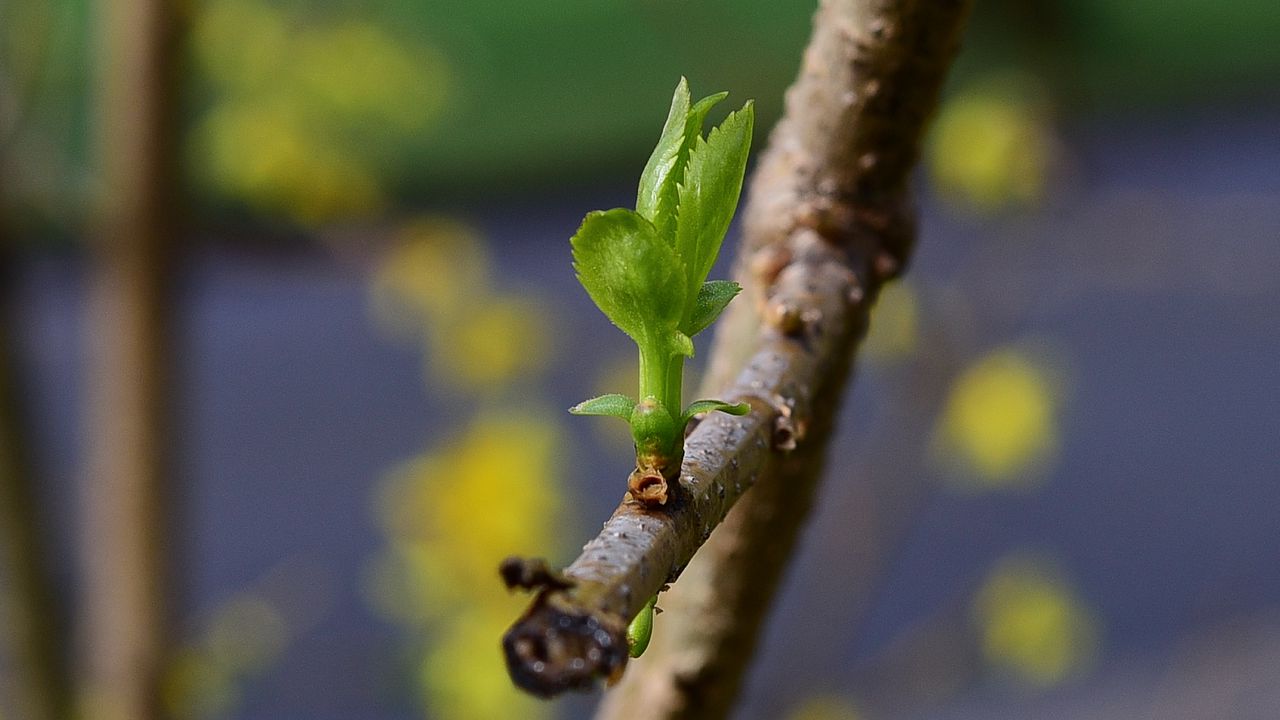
[79,0,181,717]
[503,0,970,708]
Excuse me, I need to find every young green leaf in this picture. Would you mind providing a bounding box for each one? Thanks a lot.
[571,208,687,347]
[569,394,635,419]
[682,399,751,426]
[637,79,729,241]
[687,92,729,136]
[685,280,742,336]
[653,91,729,239]
[674,102,754,311]
[636,79,691,226]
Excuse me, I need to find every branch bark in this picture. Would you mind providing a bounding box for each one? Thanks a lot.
[502,0,971,709]
[80,0,181,716]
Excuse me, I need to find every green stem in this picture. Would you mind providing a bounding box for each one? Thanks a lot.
[638,345,681,415]
[636,343,683,463]
[638,346,664,406]
[665,360,684,424]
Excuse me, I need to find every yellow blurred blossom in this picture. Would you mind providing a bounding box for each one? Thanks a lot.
[370,219,491,332]
[588,353,639,451]
[195,100,383,221]
[367,411,565,720]
[204,595,288,674]
[191,0,289,94]
[375,413,561,600]
[162,590,291,720]
[366,218,568,718]
[421,605,549,720]
[934,346,1062,487]
[973,555,1100,687]
[190,0,448,223]
[863,280,920,363]
[162,648,239,720]
[290,22,439,133]
[438,298,551,388]
[928,74,1056,213]
[369,219,552,391]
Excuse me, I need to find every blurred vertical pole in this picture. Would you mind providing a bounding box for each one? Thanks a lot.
[82,0,181,714]
[0,251,72,720]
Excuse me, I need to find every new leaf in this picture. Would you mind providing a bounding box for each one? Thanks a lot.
[686,280,742,337]
[635,79,691,229]
[674,103,754,318]
[637,79,728,241]
[682,399,751,427]
[571,209,686,350]
[570,394,636,419]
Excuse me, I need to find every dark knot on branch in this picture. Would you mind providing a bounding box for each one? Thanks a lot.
[502,595,629,697]
[499,556,574,593]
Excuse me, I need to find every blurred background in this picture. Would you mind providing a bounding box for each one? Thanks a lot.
[2,0,1279,718]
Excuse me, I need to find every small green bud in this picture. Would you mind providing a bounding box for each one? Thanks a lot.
[627,595,657,658]
[630,396,678,461]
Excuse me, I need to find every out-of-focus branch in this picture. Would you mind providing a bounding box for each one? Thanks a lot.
[80,0,181,716]
[0,253,72,720]
[503,0,970,706]
[599,2,971,717]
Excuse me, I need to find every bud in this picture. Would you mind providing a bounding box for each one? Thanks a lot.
[630,397,678,463]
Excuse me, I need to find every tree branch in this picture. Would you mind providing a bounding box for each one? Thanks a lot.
[80,0,182,716]
[502,0,971,705]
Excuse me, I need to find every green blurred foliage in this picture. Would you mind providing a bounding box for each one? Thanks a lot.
[0,0,91,239]
[191,0,448,223]
[951,0,1280,108]
[1058,0,1280,106]
[187,0,803,223]
[383,1,804,191]
[5,0,1278,228]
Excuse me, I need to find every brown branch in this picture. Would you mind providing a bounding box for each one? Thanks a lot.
[79,0,182,717]
[502,0,971,705]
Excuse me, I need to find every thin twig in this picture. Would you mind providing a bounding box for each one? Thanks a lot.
[503,0,971,705]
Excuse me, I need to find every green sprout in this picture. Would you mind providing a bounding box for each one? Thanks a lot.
[569,78,754,505]
[626,594,657,658]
